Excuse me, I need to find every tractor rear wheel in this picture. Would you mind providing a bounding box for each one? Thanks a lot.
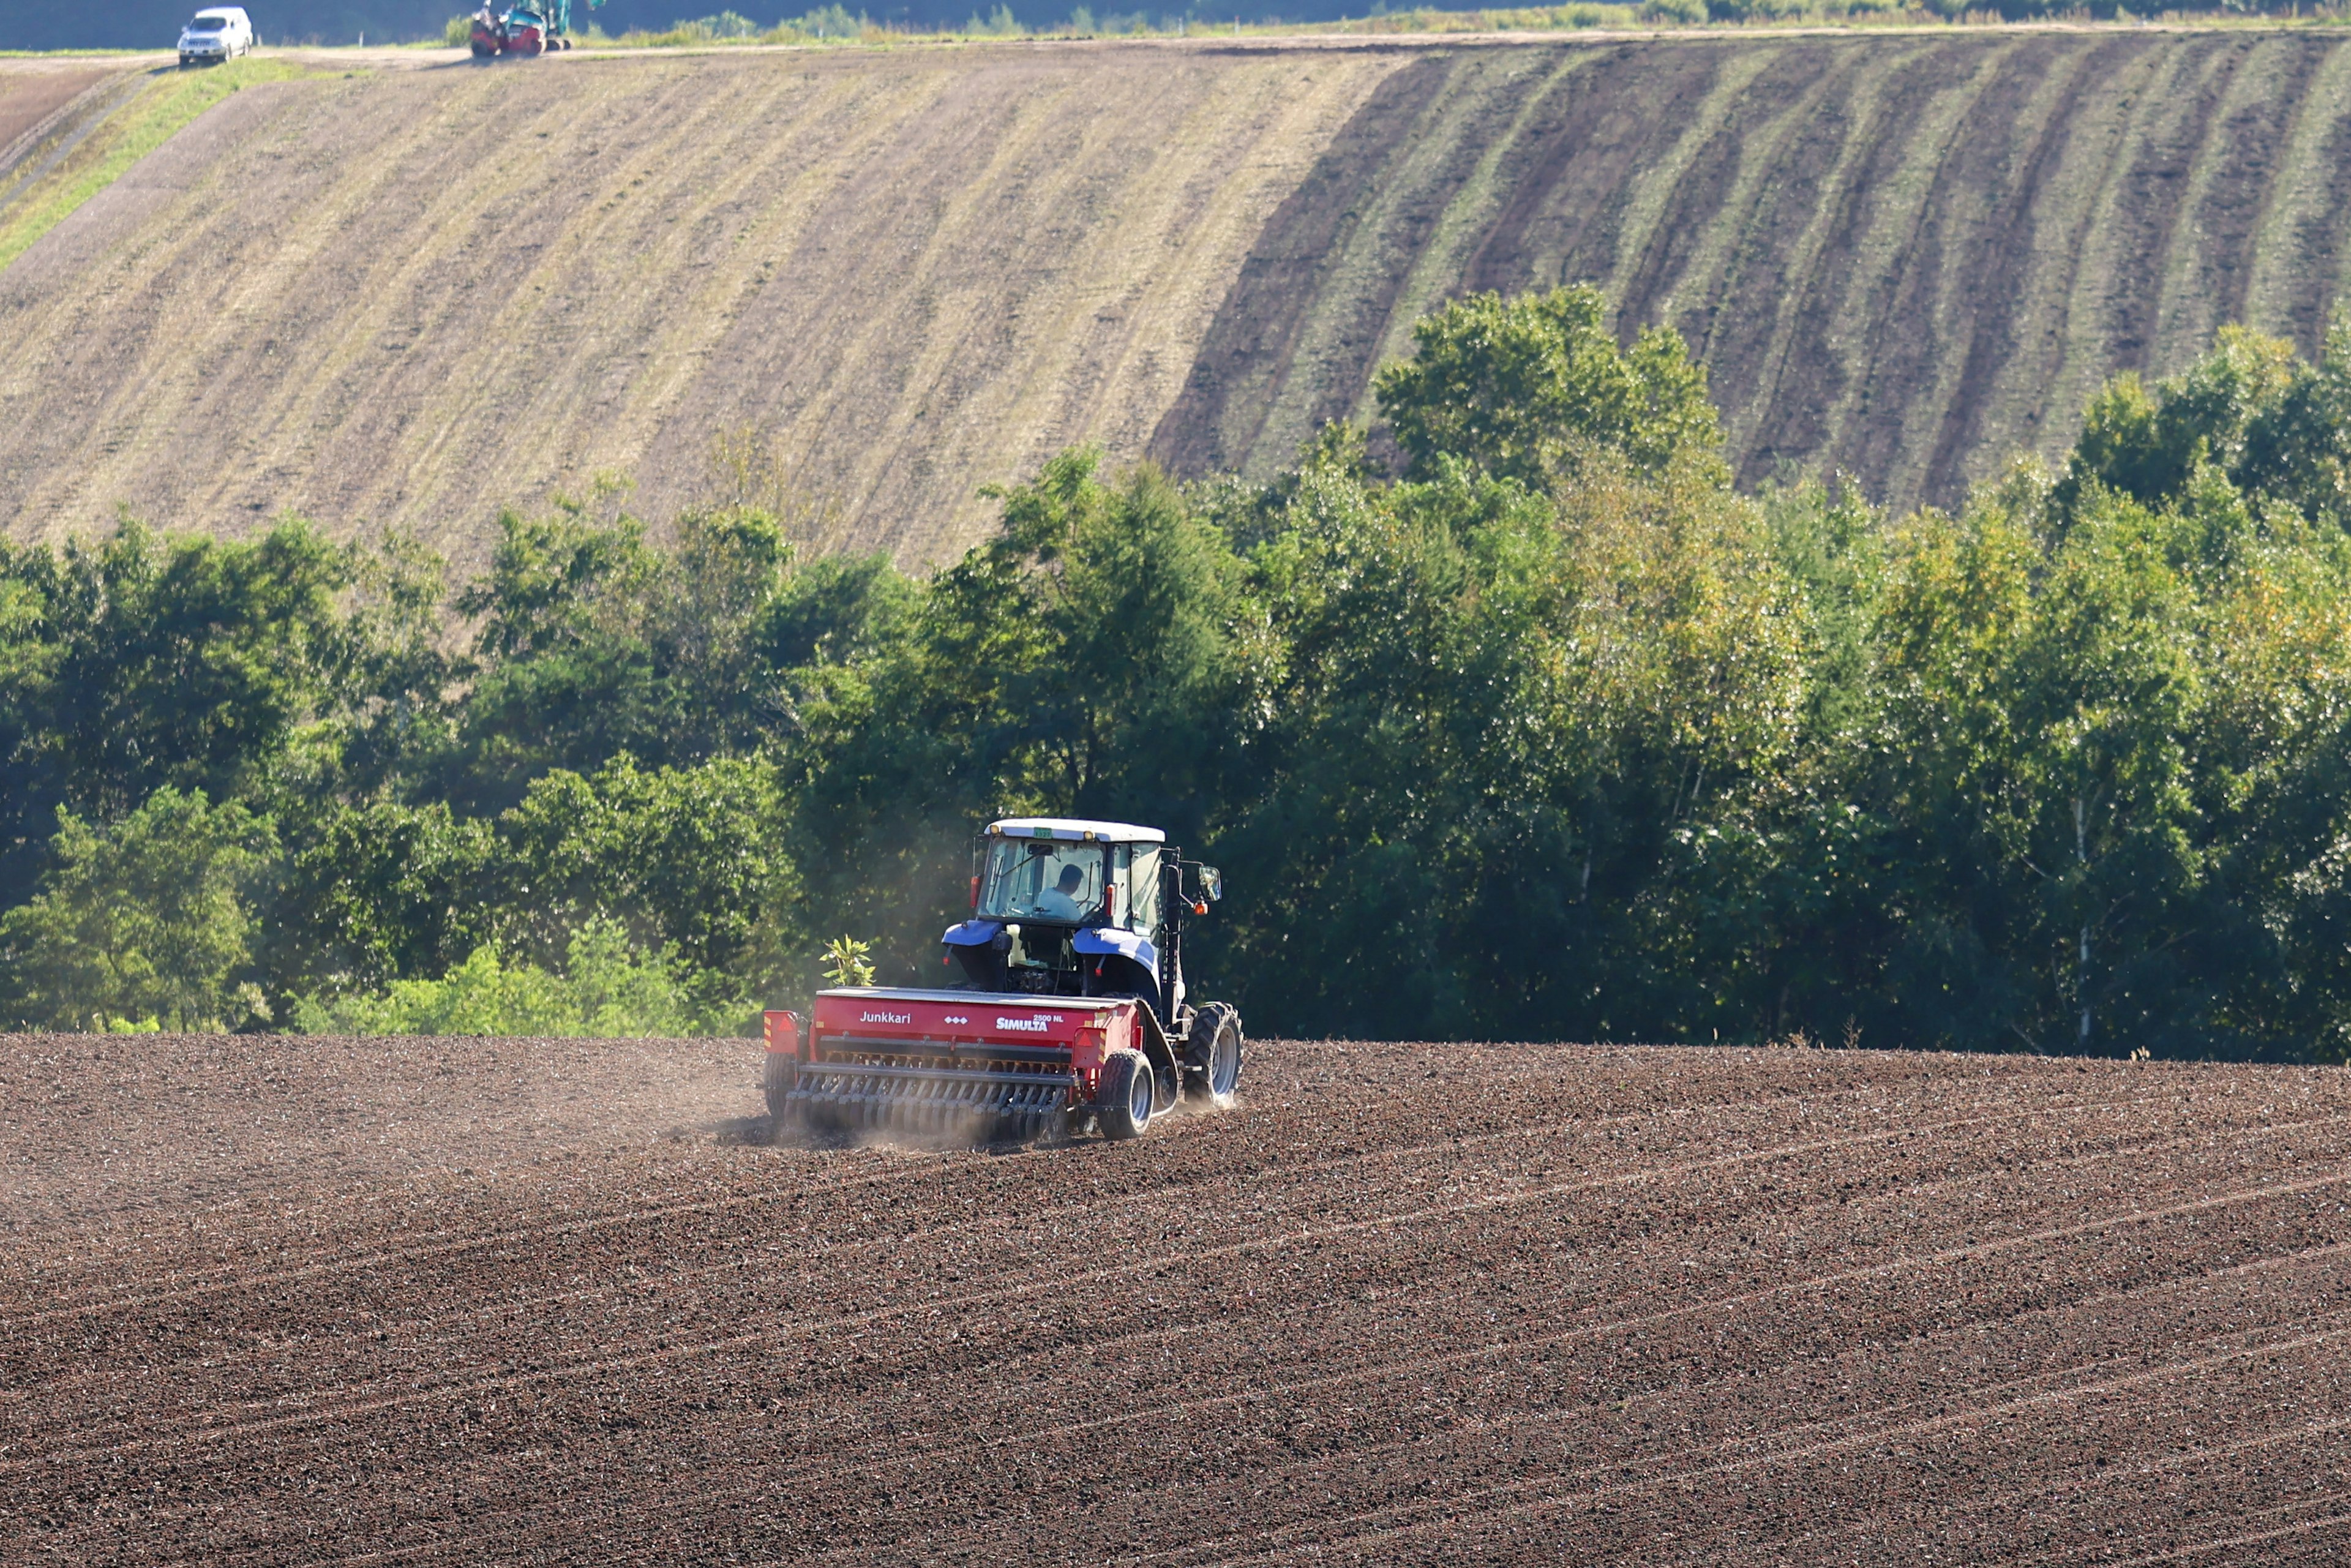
[1096,1048,1153,1141]
[1184,1002,1243,1107]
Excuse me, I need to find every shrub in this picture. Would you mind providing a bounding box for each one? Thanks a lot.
[292,916,746,1037]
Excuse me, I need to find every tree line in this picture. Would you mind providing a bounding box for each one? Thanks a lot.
[5,285,2351,1057]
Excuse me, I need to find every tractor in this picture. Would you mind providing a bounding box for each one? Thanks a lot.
[763,817,1242,1144]
[469,0,599,56]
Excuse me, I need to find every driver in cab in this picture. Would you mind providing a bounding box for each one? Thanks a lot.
[1035,863,1087,921]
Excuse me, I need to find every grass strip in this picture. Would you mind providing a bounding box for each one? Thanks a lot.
[0,57,310,273]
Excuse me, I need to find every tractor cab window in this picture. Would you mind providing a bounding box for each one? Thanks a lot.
[978,838,1103,925]
[1120,845,1162,942]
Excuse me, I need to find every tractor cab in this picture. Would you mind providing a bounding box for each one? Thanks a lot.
[941,817,1220,1029]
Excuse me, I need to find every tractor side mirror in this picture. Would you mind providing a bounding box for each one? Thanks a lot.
[1198,865,1224,902]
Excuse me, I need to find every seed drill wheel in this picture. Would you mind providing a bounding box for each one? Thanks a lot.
[1184,1002,1244,1108]
[762,1052,796,1128]
[1095,1048,1155,1141]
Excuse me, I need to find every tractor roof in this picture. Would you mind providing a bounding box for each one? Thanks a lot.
[987,816,1165,844]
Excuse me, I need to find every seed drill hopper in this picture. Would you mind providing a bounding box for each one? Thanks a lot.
[765,818,1242,1143]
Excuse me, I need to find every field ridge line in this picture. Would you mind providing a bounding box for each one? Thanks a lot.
[1150,1311,2351,1567]
[727,1109,2351,1492]
[0,1109,2018,1471]
[1,1093,2272,1474]
[0,1072,1938,1328]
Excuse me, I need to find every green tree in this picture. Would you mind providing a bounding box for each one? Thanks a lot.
[2057,316,2351,528]
[2060,326,2298,515]
[1205,438,1805,1040]
[442,484,890,809]
[488,754,800,986]
[1839,459,2351,1059]
[0,517,353,890]
[0,787,277,1030]
[793,449,1253,980]
[444,488,663,809]
[2240,311,2351,527]
[276,799,497,996]
[1373,283,1725,486]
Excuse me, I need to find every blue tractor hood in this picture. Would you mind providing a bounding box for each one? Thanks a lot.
[1073,925,1157,972]
[942,918,1002,947]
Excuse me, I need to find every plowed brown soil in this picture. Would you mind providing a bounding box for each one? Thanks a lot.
[0,66,122,163]
[6,1032,2350,1564]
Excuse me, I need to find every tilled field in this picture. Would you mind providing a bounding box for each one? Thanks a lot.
[5,1034,2351,1564]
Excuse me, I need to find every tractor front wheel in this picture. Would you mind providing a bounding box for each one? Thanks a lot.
[1096,1048,1154,1141]
[1185,1002,1243,1107]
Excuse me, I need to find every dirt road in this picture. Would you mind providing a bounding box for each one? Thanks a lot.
[5,1032,2350,1563]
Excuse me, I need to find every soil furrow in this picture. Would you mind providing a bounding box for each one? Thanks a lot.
[7,1036,2349,1565]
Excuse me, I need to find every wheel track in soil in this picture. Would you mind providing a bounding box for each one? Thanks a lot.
[9,1040,2350,1566]
[2043,1506,2351,1567]
[0,1067,2140,1408]
[1579,1421,2351,1568]
[1667,1377,2351,1567]
[2,1107,2001,1471]
[770,1187,2351,1567]
[426,1220,2351,1568]
[0,1070,1905,1329]
[1142,1241,2351,1548]
[1148,1314,2351,1568]
[321,1272,2351,1568]
[0,1079,1996,1436]
[28,1096,2351,1564]
[1728,1395,2351,1568]
[1292,1270,2351,1551]
[371,1225,2351,1568]
[6,1087,2322,1445]
[0,1089,2213,1472]
[585,1108,2351,1494]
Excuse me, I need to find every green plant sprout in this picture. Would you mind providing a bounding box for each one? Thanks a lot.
[822,936,877,988]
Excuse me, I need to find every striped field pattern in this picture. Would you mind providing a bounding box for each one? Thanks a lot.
[0,32,2347,561]
[1155,29,2351,514]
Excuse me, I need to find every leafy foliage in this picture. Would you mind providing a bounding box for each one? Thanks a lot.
[0,517,356,889]
[4,302,2351,1058]
[293,917,741,1038]
[2061,320,2351,526]
[820,936,877,988]
[1373,284,1725,486]
[0,788,277,1032]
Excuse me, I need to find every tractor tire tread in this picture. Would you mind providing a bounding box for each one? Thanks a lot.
[1184,1001,1244,1105]
[761,1052,796,1127]
[1096,1048,1152,1141]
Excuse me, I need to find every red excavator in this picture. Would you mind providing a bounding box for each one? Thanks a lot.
[469,0,599,56]
[763,817,1243,1146]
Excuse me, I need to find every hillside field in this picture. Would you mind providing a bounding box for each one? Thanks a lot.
[6,1032,2351,1561]
[0,31,2347,565]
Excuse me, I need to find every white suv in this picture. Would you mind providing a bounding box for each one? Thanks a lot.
[178,8,254,66]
